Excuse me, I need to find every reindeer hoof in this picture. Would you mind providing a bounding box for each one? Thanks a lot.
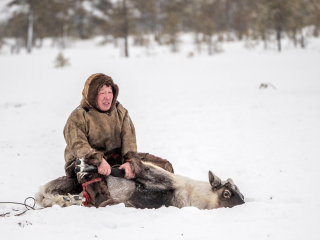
[75,158,98,179]
[73,195,82,201]
[68,194,83,206]
[63,195,71,202]
[56,194,83,207]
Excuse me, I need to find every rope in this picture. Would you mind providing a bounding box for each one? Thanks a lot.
[0,197,43,217]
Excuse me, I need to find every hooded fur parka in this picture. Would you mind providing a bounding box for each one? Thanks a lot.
[64,73,137,177]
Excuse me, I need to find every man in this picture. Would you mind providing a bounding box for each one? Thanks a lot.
[63,73,173,207]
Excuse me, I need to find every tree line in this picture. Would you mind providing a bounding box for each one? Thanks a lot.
[0,0,319,56]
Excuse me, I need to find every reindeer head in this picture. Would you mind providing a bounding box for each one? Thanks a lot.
[209,171,245,208]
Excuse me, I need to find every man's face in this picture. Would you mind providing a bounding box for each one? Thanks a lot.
[97,85,113,111]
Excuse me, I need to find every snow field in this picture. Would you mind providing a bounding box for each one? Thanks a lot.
[0,36,320,239]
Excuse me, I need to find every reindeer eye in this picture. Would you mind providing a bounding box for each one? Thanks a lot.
[223,190,232,199]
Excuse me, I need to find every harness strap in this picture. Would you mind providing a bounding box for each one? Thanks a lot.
[82,178,102,206]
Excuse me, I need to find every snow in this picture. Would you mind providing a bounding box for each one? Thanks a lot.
[0,35,320,239]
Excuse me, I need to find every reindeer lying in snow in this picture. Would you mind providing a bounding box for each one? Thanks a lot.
[36,155,245,210]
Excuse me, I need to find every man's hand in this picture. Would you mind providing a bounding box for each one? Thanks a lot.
[119,162,135,179]
[98,158,111,176]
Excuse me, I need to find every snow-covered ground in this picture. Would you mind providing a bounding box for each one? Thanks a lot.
[1,36,320,240]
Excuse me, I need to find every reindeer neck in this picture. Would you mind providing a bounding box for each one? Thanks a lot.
[173,175,218,209]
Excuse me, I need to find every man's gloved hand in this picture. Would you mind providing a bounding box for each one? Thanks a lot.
[98,158,111,176]
[119,162,135,179]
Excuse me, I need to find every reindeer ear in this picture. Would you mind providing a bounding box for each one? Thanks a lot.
[227,178,234,185]
[209,171,221,188]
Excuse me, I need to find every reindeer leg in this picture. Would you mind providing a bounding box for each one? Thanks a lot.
[35,176,84,208]
[75,158,98,179]
[58,194,83,207]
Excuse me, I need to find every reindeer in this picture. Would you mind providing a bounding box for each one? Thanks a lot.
[36,155,245,210]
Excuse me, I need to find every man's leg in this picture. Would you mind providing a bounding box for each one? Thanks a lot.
[138,153,174,173]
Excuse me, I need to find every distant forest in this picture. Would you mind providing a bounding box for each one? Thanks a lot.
[0,0,319,56]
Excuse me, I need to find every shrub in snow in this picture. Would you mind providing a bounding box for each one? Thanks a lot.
[54,52,70,68]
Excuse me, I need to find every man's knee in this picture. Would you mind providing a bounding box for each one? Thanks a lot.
[139,153,174,173]
[164,161,174,173]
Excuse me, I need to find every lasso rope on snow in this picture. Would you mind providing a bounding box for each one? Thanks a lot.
[0,197,43,217]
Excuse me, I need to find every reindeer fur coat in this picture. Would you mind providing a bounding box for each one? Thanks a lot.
[64,73,137,177]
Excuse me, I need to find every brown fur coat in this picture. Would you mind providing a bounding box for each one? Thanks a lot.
[64,73,137,177]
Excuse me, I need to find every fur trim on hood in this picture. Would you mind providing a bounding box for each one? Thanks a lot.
[80,73,119,113]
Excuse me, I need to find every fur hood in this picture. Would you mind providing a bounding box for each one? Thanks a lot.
[80,73,119,113]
